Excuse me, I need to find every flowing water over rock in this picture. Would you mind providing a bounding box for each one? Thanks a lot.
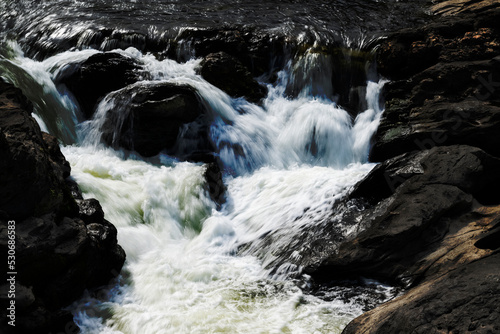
[0,1,427,332]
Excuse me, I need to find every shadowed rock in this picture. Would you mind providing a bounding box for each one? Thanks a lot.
[199,52,267,102]
[305,145,500,334]
[59,52,140,119]
[371,7,500,161]
[0,81,125,333]
[100,82,211,158]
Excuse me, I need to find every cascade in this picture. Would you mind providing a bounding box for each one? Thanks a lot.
[0,1,431,332]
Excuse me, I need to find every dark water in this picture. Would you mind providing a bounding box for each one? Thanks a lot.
[1,0,430,58]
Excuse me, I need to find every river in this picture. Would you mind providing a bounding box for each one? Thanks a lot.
[0,1,428,333]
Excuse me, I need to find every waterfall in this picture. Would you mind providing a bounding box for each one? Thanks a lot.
[2,32,390,334]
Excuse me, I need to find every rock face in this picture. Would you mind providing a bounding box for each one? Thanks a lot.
[199,52,267,102]
[307,145,500,334]
[100,82,210,158]
[313,145,500,279]
[59,52,140,119]
[371,5,500,162]
[308,2,500,333]
[0,81,125,333]
[0,82,70,219]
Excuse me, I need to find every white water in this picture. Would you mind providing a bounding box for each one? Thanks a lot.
[3,43,388,333]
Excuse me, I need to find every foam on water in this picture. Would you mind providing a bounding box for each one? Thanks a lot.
[4,42,388,333]
[64,146,371,334]
[0,41,98,143]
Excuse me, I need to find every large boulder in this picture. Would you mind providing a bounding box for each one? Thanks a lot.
[0,81,125,333]
[59,52,140,119]
[100,82,210,158]
[198,52,267,102]
[307,145,500,333]
[312,145,500,279]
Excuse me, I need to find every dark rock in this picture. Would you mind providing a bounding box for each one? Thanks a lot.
[76,198,105,225]
[372,8,500,162]
[312,145,500,283]
[0,81,71,220]
[0,81,125,332]
[474,218,500,250]
[66,177,84,200]
[176,27,287,77]
[304,145,500,334]
[101,82,210,157]
[199,52,267,102]
[59,52,140,119]
[333,4,500,333]
[42,132,71,181]
[203,161,227,208]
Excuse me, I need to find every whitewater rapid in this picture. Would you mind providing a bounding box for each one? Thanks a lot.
[2,41,392,333]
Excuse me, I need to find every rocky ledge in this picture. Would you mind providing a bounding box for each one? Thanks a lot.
[309,1,500,333]
[0,81,125,333]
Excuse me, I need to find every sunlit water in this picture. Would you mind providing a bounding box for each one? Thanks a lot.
[1,8,393,330]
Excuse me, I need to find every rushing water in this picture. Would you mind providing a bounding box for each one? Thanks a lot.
[0,1,420,333]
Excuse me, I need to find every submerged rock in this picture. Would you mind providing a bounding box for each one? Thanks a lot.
[59,52,140,119]
[198,51,267,102]
[0,81,125,333]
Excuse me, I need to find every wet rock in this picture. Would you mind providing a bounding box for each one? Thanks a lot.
[203,161,227,208]
[307,145,500,334]
[77,198,105,225]
[59,52,140,119]
[101,82,210,157]
[372,7,500,162]
[313,145,500,278]
[0,81,70,220]
[199,52,267,102]
[330,3,500,332]
[0,81,125,333]
[176,27,287,77]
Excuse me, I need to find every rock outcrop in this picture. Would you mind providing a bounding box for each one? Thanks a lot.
[0,81,125,333]
[308,1,500,333]
[371,3,500,162]
[175,27,287,77]
[303,145,500,334]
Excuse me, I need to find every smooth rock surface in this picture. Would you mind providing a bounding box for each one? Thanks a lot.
[199,51,267,102]
[100,82,210,157]
[59,52,140,119]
